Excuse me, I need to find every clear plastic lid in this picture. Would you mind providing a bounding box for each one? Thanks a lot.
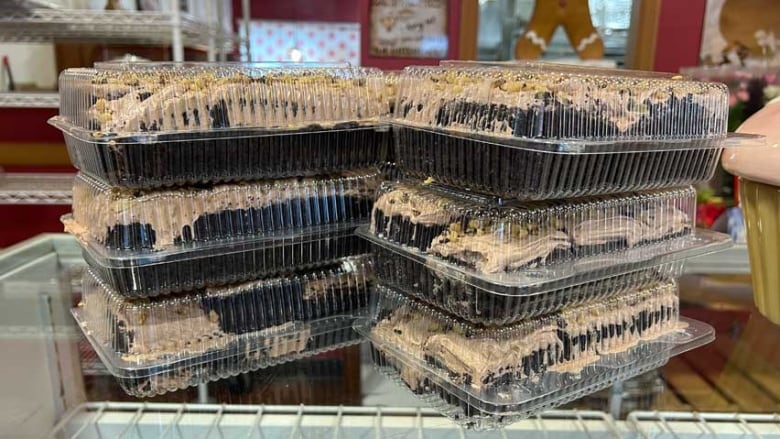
[394,63,732,146]
[370,182,696,271]
[66,169,379,253]
[55,63,386,140]
[381,70,400,117]
[358,284,714,429]
[75,255,373,371]
[75,312,363,397]
[363,181,731,324]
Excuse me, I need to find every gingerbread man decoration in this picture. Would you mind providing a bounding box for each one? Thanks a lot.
[515,0,604,60]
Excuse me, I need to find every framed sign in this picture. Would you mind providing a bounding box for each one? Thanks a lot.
[370,0,448,58]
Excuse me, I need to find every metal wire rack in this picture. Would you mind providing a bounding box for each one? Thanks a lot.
[0,172,73,205]
[0,7,231,50]
[628,411,780,438]
[0,92,59,108]
[47,403,623,439]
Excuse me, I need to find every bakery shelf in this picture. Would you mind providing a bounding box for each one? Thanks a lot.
[0,172,74,205]
[0,7,233,51]
[0,92,59,108]
[47,403,623,438]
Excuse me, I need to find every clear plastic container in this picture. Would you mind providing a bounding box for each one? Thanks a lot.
[371,182,697,258]
[66,169,378,253]
[363,183,733,324]
[51,63,390,188]
[393,63,760,200]
[73,257,371,396]
[63,169,377,297]
[357,285,715,430]
[76,313,364,397]
[380,70,399,165]
[75,224,369,298]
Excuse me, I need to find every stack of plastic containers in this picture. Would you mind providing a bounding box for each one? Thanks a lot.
[52,63,388,396]
[355,63,758,429]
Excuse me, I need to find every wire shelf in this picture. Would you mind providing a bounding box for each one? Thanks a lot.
[0,8,233,50]
[628,411,780,438]
[47,403,622,438]
[0,173,73,205]
[0,92,59,108]
[684,244,750,275]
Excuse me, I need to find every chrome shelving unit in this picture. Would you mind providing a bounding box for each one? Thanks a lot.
[0,172,74,205]
[44,404,780,438]
[0,4,235,62]
[628,411,780,438]
[47,404,623,439]
[0,91,59,108]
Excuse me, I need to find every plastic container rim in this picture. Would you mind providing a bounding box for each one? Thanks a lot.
[66,215,361,267]
[49,115,390,145]
[391,123,763,154]
[73,307,365,377]
[357,226,733,296]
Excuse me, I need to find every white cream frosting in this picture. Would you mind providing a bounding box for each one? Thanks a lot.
[71,171,377,250]
[571,209,689,247]
[396,67,726,139]
[722,101,780,186]
[429,229,571,273]
[372,188,457,231]
[576,32,601,53]
[373,284,679,389]
[88,71,382,134]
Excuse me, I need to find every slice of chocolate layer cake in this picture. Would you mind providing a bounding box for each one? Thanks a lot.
[64,169,377,297]
[370,183,694,272]
[365,282,680,423]
[78,255,372,366]
[371,283,679,387]
[392,64,734,200]
[68,169,379,252]
[53,64,389,187]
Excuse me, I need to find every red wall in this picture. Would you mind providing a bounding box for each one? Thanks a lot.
[653,0,707,73]
[233,0,462,70]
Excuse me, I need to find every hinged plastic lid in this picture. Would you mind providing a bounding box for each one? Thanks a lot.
[66,169,378,255]
[356,285,714,413]
[54,63,387,142]
[393,63,764,151]
[74,256,372,378]
[360,226,731,296]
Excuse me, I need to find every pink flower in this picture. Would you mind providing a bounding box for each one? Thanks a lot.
[766,74,778,84]
[729,93,738,106]
[737,89,750,102]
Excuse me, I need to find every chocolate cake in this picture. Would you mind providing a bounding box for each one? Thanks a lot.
[368,341,668,429]
[78,255,373,365]
[68,169,379,252]
[113,320,363,397]
[64,169,377,297]
[371,183,694,268]
[393,65,729,200]
[371,241,683,324]
[366,283,679,426]
[54,65,389,187]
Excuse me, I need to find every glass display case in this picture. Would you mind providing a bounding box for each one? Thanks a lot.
[1,233,777,438]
